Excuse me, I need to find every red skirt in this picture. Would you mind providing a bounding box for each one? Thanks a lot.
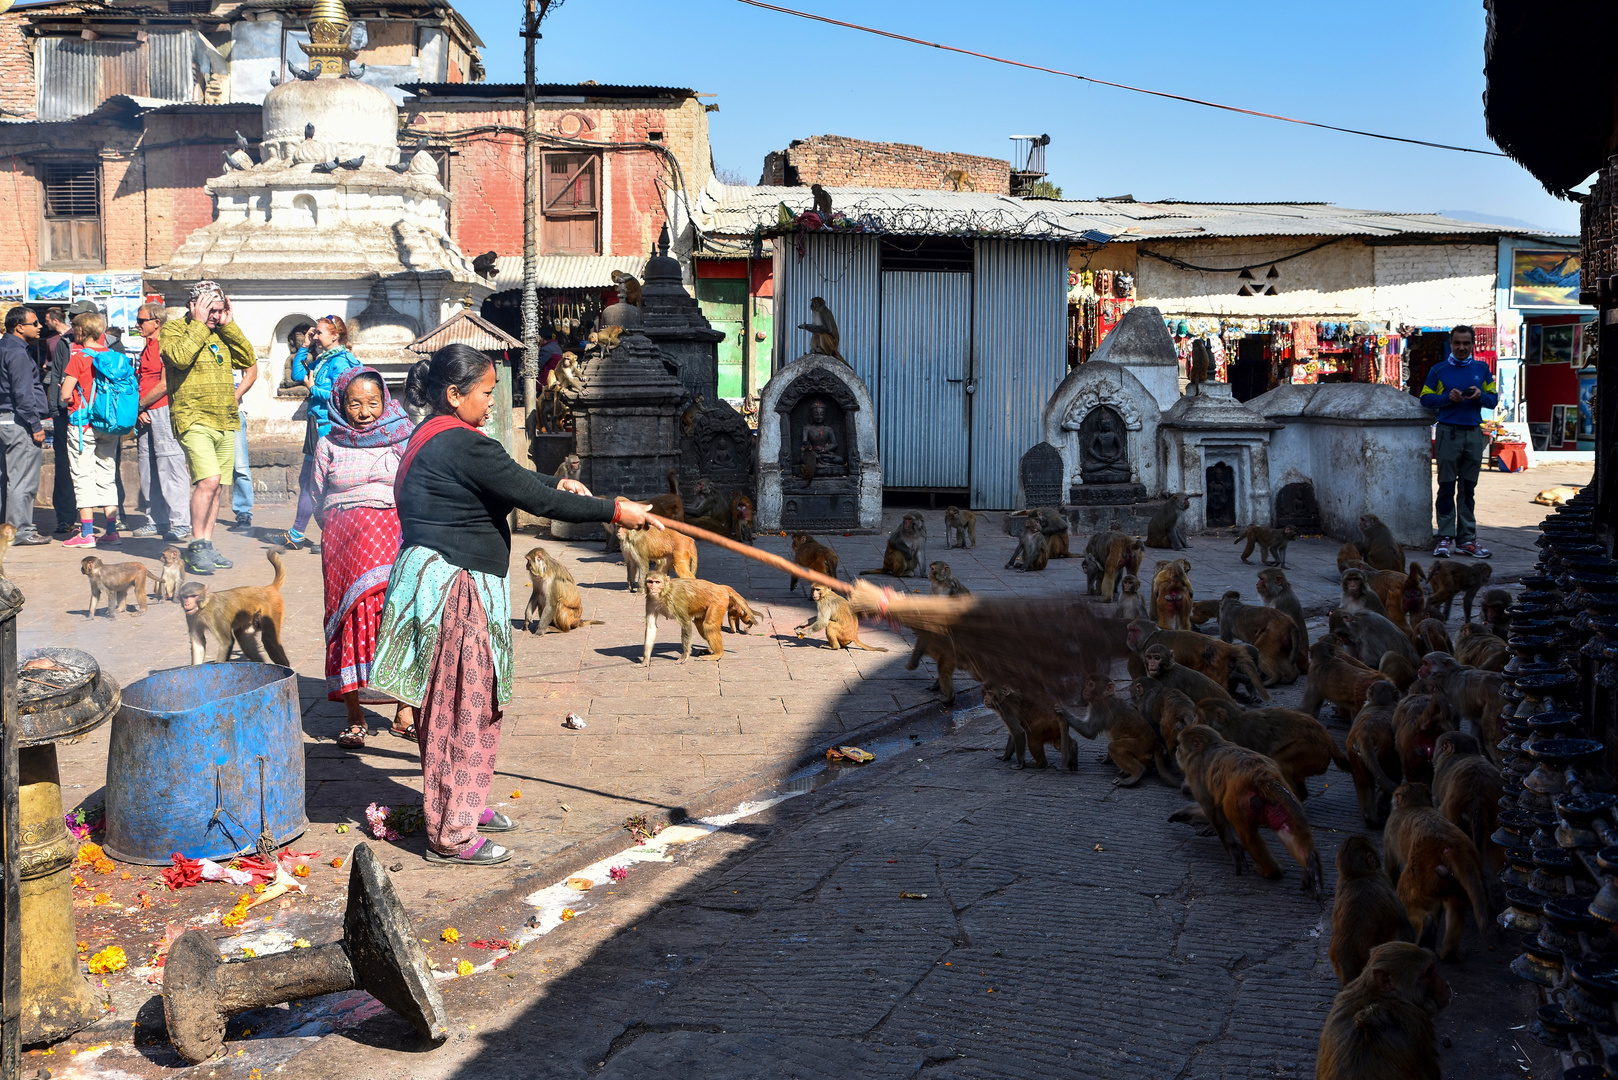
[322,504,402,702]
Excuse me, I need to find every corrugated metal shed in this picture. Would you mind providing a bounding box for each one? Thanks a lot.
[34,29,205,122]
[694,180,1566,244]
[409,309,523,354]
[490,255,650,293]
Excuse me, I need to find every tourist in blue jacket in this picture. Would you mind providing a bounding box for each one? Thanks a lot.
[280,314,358,550]
[1419,324,1496,560]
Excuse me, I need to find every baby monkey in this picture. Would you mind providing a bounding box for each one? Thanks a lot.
[795,583,889,651]
[154,546,186,603]
[80,556,149,619]
[927,560,969,597]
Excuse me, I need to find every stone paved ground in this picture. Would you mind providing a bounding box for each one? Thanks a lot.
[14,459,1587,1076]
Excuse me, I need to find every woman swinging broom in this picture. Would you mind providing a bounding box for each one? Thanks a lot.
[371,345,661,866]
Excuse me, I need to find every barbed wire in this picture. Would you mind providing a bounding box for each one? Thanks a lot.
[717,198,1110,243]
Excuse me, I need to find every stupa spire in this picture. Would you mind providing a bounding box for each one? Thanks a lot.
[301,0,358,77]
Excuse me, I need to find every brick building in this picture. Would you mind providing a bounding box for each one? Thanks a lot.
[759,134,1010,194]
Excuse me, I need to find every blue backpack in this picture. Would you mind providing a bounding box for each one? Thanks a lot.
[69,342,139,438]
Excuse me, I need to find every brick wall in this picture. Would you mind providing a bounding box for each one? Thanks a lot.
[405,94,713,260]
[0,11,37,122]
[759,135,1010,194]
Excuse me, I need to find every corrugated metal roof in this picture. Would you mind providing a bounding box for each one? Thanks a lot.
[490,254,648,293]
[694,180,1570,243]
[409,309,523,354]
[402,83,697,100]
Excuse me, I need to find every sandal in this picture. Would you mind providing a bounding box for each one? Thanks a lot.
[390,723,418,741]
[337,726,367,748]
[424,837,511,865]
[479,808,517,832]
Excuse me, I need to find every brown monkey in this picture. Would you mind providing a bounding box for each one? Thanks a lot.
[1411,618,1453,657]
[80,556,149,619]
[1216,591,1298,684]
[1477,588,1512,639]
[1004,515,1050,572]
[1135,684,1197,766]
[799,296,845,362]
[1452,623,1506,670]
[1195,698,1352,800]
[1337,609,1420,670]
[684,478,732,534]
[1357,513,1404,573]
[1151,559,1193,631]
[154,545,186,603]
[1069,673,1167,785]
[863,514,926,579]
[799,442,817,481]
[553,452,582,484]
[722,586,759,634]
[610,269,642,306]
[983,684,1065,770]
[1115,574,1148,622]
[1141,642,1236,706]
[1169,725,1324,900]
[1300,640,1396,721]
[906,629,958,704]
[795,583,888,652]
[1082,551,1105,596]
[729,493,755,544]
[1189,596,1222,630]
[789,533,841,596]
[1189,338,1211,391]
[1347,680,1404,827]
[1233,524,1297,568]
[178,551,289,666]
[1430,730,1502,874]
[926,560,969,597]
[0,521,12,578]
[1382,782,1494,961]
[1391,693,1455,787]
[810,182,833,215]
[1397,561,1429,627]
[618,524,698,593]
[641,572,729,664]
[1144,493,1190,550]
[1256,568,1309,674]
[943,505,977,548]
[1025,507,1070,558]
[1330,836,1416,985]
[1339,567,1389,620]
[1336,540,1367,575]
[1416,653,1505,758]
[1127,619,1267,703]
[1316,941,1449,1080]
[592,325,626,351]
[679,394,704,437]
[643,468,684,522]
[1425,560,1493,623]
[1086,526,1143,602]
[1378,652,1418,694]
[523,546,601,634]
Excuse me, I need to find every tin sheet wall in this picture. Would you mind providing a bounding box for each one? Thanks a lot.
[877,269,971,488]
[773,234,881,374]
[36,31,202,122]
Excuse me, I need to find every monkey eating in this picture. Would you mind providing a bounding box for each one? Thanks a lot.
[641,571,731,664]
[1144,493,1190,550]
[1168,724,1324,901]
[1068,673,1168,785]
[80,556,149,620]
[1315,941,1449,1080]
[795,583,888,652]
[154,545,186,603]
[178,551,289,665]
[1301,640,1396,721]
[523,546,601,634]
[1233,524,1297,568]
[1330,836,1415,985]
[943,505,977,548]
[862,514,926,579]
[789,533,841,596]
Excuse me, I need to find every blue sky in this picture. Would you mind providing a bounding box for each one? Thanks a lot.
[453,0,1577,233]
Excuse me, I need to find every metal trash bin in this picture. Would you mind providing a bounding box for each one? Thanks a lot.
[104,663,306,865]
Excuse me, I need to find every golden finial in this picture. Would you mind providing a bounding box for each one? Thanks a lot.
[300,0,357,77]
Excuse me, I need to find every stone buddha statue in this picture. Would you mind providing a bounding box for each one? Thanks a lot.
[1078,406,1131,485]
[799,398,845,474]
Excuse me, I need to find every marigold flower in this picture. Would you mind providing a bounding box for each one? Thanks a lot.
[87,946,126,974]
[441,927,459,943]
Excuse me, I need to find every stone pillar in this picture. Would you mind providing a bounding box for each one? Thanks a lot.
[570,302,687,507]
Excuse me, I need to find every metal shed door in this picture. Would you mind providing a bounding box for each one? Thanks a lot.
[877,270,971,488]
[970,240,1069,508]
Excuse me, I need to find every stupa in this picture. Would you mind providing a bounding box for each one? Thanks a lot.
[145,0,487,432]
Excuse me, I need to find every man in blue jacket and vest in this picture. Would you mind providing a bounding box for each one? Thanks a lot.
[1419,324,1495,560]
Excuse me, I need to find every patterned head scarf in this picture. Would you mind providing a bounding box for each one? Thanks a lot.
[325,366,413,449]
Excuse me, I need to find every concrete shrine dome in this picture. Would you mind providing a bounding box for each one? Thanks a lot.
[260,77,403,168]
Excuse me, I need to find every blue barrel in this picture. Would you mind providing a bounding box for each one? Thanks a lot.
[103,663,307,865]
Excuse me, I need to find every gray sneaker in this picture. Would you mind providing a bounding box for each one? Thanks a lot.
[130,524,163,538]
[165,526,192,542]
[207,541,234,570]
[184,540,215,575]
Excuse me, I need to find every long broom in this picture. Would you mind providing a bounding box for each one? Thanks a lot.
[649,515,1114,708]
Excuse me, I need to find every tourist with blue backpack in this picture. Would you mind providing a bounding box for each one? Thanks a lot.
[57,311,138,549]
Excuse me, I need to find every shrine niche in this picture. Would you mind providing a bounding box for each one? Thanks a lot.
[1078,406,1132,486]
[1041,360,1161,510]
[680,397,755,499]
[755,353,881,533]
[1274,481,1321,532]
[1205,462,1236,528]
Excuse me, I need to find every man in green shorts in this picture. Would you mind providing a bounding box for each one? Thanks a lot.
[160,280,255,574]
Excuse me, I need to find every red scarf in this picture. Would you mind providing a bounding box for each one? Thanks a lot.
[394,415,477,493]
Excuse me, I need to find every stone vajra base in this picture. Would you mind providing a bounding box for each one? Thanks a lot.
[1068,482,1147,506]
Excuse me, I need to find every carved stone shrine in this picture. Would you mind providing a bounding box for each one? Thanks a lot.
[638,227,725,406]
[756,353,881,533]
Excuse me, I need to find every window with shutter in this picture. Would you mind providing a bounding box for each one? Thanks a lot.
[40,162,103,268]
[541,152,600,255]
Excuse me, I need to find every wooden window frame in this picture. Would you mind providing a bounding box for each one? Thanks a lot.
[38,160,104,270]
[541,151,601,256]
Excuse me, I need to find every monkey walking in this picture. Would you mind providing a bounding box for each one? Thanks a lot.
[155,546,186,603]
[523,546,602,634]
[982,685,1069,770]
[795,584,888,652]
[1315,942,1449,1080]
[178,551,289,666]
[906,629,959,704]
[618,524,698,593]
[641,572,732,664]
[943,505,977,548]
[81,556,149,619]
[1233,524,1296,568]
[1382,782,1494,962]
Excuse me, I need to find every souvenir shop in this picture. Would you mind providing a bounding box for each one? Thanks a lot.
[1067,267,1136,367]
[1160,317,1408,402]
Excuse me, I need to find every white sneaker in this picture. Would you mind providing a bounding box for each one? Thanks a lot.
[1432,537,1452,559]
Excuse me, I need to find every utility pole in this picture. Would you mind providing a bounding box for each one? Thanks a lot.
[520,0,551,462]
